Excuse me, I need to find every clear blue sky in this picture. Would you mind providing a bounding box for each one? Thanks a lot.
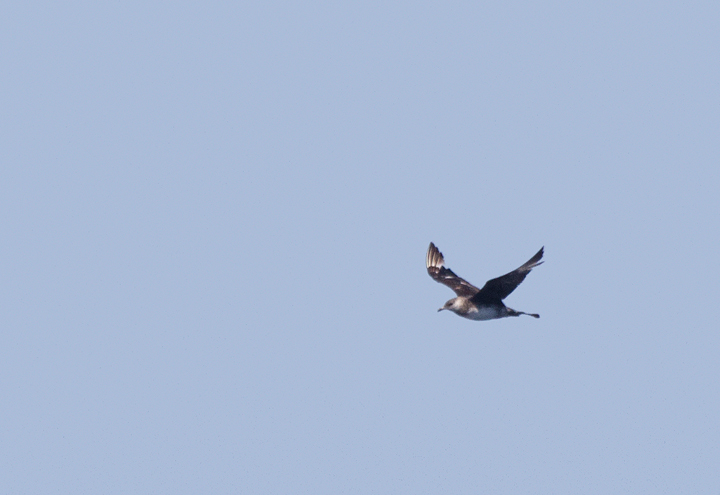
[2,1,719,493]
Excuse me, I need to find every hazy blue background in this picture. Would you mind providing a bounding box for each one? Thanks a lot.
[2,1,719,493]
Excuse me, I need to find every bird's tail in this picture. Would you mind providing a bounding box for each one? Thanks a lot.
[508,308,540,318]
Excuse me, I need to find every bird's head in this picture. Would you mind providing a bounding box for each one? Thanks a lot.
[438,298,459,313]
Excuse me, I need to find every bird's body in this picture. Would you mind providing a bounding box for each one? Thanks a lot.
[426,243,543,321]
[460,302,504,321]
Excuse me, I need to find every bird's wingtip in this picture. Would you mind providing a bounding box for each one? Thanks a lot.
[426,242,443,269]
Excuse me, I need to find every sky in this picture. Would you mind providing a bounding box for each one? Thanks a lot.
[2,1,719,493]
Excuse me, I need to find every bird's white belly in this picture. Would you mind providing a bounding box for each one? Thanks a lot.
[464,306,503,321]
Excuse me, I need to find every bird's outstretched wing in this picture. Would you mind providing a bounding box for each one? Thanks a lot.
[472,247,544,303]
[426,243,480,297]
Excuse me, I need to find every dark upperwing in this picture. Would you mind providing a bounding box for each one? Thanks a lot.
[471,247,544,303]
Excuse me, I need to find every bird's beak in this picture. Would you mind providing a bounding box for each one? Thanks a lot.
[438,307,444,312]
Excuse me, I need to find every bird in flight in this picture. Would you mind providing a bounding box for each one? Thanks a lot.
[426,243,544,320]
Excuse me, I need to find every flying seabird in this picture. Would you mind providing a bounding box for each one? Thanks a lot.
[426,243,544,320]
